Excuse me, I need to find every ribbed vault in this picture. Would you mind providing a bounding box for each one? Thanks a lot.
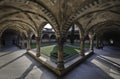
[0,0,120,75]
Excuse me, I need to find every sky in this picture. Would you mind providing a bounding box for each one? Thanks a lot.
[44,24,52,29]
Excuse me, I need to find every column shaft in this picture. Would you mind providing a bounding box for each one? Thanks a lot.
[89,33,95,53]
[36,37,41,57]
[57,37,64,70]
[89,37,94,53]
[21,38,25,49]
[0,38,2,48]
[80,37,85,56]
[26,37,31,52]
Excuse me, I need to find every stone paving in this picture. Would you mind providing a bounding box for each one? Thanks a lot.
[0,46,120,79]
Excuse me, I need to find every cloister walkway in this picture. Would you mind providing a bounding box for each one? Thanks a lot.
[0,46,120,79]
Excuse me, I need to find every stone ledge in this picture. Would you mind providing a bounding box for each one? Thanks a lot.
[27,51,94,76]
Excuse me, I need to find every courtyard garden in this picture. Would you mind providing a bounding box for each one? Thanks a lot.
[31,42,90,60]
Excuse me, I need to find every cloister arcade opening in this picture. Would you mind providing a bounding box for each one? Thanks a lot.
[1,29,17,47]
[0,0,120,78]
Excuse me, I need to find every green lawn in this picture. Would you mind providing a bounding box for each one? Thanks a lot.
[31,43,80,60]
[31,42,96,60]
[40,45,80,60]
[63,46,80,59]
[30,42,92,59]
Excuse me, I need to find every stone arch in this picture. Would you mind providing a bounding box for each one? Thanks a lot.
[42,34,49,39]
[50,34,56,42]
[0,0,60,35]
[0,25,27,37]
[50,34,56,39]
[63,0,120,35]
[32,34,35,39]
[88,20,120,34]
[0,27,24,46]
[74,35,79,40]
[41,34,49,43]
[0,20,36,36]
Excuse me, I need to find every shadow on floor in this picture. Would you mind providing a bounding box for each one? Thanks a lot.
[95,46,120,58]
[0,46,120,79]
[15,47,120,79]
[96,55,120,73]
[0,53,25,70]
[62,54,114,79]
[16,53,57,79]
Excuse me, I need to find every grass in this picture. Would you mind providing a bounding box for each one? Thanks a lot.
[31,43,80,60]
[63,46,79,59]
[40,45,57,57]
[31,42,92,60]
[40,45,80,60]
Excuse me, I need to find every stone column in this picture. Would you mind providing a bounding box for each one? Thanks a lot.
[16,37,19,46]
[80,37,85,56]
[21,38,25,49]
[89,34,95,53]
[96,37,99,49]
[35,36,41,57]
[89,32,95,53]
[0,38,2,48]
[26,36,31,52]
[57,36,64,71]
[18,37,21,47]
[96,37,101,49]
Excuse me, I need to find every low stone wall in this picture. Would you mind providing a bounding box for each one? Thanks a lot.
[27,51,94,76]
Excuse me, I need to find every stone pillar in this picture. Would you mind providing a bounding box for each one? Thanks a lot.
[100,39,104,49]
[21,38,25,49]
[89,34,95,53]
[26,36,31,52]
[57,36,64,71]
[18,37,21,47]
[80,37,85,56]
[16,38,19,46]
[96,37,100,49]
[35,36,41,57]
[0,38,2,48]
[89,32,95,53]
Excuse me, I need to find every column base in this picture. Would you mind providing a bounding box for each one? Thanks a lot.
[26,49,30,53]
[36,53,40,57]
[57,62,65,71]
[89,50,94,54]
[96,46,101,49]
[80,53,85,56]
[80,51,85,56]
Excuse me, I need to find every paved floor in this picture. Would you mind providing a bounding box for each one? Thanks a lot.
[0,46,120,79]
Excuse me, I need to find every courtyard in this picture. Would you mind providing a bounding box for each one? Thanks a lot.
[0,46,120,79]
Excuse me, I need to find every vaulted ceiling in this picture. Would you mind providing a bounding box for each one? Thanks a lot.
[0,0,120,38]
